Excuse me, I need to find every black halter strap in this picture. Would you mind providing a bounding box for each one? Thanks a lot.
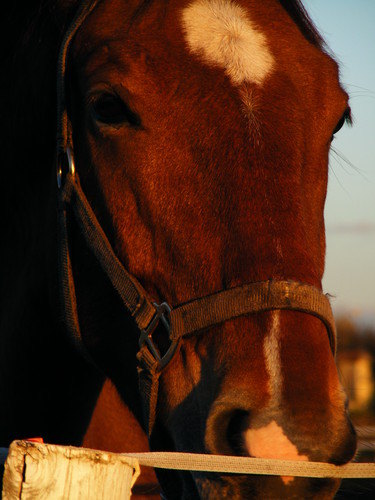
[56,0,102,162]
[56,0,336,436]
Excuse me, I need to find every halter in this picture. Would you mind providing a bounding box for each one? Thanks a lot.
[56,0,336,436]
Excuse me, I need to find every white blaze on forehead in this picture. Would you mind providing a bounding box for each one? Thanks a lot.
[181,0,274,85]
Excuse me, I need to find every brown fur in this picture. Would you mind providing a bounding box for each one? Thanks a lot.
[1,1,356,498]
[83,380,160,498]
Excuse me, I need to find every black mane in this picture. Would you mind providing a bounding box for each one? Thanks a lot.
[279,0,325,48]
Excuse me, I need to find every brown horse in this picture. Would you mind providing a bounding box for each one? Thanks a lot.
[1,0,356,498]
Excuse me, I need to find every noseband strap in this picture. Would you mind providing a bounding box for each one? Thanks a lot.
[170,280,336,351]
[56,0,337,437]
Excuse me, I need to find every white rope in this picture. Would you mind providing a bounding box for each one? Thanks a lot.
[123,452,375,479]
[1,446,375,479]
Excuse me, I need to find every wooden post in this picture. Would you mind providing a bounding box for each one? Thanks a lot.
[2,441,140,499]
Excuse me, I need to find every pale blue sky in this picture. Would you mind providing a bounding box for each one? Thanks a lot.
[304,1,375,322]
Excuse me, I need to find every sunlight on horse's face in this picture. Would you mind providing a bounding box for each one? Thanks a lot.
[68,0,355,497]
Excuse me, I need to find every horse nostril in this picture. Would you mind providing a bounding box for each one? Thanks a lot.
[226,410,250,456]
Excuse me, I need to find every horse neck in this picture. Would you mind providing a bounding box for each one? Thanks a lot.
[0,171,106,446]
[1,26,57,341]
[0,7,105,446]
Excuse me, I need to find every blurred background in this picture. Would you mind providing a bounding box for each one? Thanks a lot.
[306,2,374,494]
[307,0,375,323]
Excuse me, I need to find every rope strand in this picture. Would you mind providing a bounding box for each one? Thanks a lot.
[124,451,375,479]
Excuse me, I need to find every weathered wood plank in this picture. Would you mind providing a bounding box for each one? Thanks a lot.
[2,441,139,500]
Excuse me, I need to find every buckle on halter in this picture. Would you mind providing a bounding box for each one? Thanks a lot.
[57,147,75,189]
[139,302,172,365]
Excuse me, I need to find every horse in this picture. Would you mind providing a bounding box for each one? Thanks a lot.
[1,0,357,498]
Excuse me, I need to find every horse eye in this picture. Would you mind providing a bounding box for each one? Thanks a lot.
[91,93,141,127]
[332,108,351,139]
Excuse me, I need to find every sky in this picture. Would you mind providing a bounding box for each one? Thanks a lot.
[303,1,375,324]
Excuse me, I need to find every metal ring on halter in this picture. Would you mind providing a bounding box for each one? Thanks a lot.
[57,146,76,189]
[139,302,179,368]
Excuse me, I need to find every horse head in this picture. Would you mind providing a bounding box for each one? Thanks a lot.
[58,0,356,497]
